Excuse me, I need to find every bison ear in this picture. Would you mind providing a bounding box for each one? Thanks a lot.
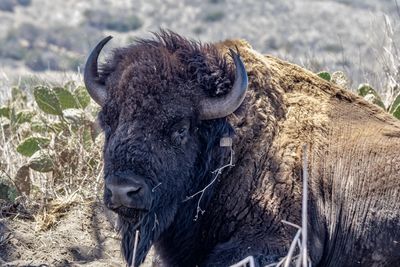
[84,36,113,106]
[199,48,248,120]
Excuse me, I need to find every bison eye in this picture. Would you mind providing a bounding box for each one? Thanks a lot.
[171,121,190,146]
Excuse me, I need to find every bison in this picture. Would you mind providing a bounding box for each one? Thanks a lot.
[84,30,400,266]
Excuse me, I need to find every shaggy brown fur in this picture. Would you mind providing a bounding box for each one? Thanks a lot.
[212,39,400,266]
[95,31,400,266]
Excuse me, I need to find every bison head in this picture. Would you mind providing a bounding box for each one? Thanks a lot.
[84,31,247,265]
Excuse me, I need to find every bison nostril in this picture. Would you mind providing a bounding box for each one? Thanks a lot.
[106,187,113,197]
[126,187,142,198]
[105,173,146,208]
[107,185,142,208]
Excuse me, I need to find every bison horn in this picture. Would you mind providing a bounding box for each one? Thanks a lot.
[84,36,113,106]
[199,48,248,120]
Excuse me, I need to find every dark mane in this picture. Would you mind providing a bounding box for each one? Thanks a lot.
[98,30,234,100]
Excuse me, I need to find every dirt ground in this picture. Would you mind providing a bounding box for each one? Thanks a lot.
[0,201,157,267]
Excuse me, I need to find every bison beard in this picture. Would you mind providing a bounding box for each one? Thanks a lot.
[85,30,400,266]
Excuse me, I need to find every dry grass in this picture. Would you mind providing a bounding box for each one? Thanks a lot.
[0,76,114,265]
[366,4,400,106]
[0,73,105,230]
[379,14,400,106]
[34,194,77,231]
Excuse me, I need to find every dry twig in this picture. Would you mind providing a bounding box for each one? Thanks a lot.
[184,144,234,221]
[130,230,140,267]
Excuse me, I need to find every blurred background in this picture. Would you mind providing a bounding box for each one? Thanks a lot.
[0,0,399,101]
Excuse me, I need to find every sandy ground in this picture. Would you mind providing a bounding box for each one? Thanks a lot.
[0,201,125,266]
[0,200,158,266]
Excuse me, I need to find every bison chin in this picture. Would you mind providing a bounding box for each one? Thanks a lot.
[114,206,146,225]
[117,200,179,266]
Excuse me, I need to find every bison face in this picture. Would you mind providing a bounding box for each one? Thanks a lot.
[100,106,200,225]
[84,32,247,264]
